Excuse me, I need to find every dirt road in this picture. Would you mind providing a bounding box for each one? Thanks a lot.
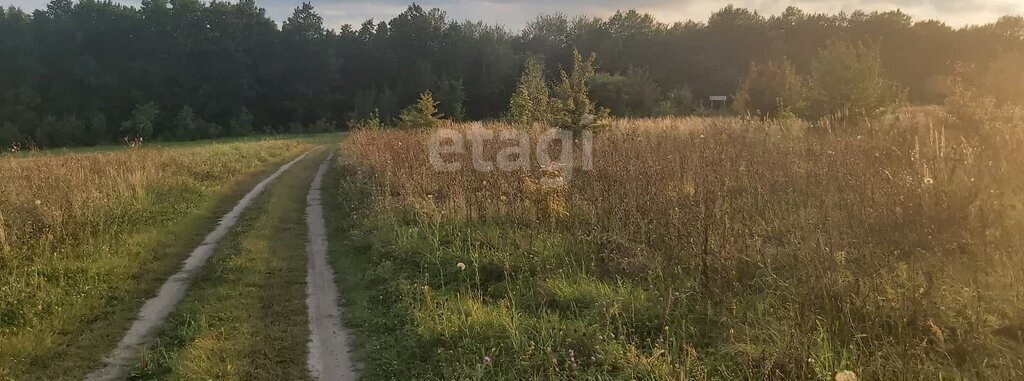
[304,154,358,381]
[84,150,357,380]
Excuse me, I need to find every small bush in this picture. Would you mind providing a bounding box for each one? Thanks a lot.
[805,40,905,120]
[398,91,443,130]
[733,58,805,119]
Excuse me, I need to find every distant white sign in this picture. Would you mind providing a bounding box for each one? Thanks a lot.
[709,96,728,101]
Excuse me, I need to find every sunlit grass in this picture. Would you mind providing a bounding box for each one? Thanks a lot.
[132,150,327,380]
[0,137,317,379]
[330,114,1024,379]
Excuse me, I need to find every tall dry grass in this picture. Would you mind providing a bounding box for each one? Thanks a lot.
[0,139,310,378]
[336,113,1024,379]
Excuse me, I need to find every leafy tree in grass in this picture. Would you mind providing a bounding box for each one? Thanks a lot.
[805,40,905,119]
[508,83,533,125]
[551,49,607,131]
[944,62,1022,136]
[121,102,160,140]
[398,90,442,129]
[508,56,551,125]
[733,58,805,119]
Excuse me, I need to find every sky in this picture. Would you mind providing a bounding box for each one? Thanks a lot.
[4,0,1023,30]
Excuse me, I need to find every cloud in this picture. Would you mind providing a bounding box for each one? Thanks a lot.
[4,0,1021,30]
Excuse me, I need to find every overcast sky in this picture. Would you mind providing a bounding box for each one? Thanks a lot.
[5,0,1022,30]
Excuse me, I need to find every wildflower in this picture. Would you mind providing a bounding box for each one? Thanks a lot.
[483,356,491,365]
[834,370,859,381]
[457,262,466,271]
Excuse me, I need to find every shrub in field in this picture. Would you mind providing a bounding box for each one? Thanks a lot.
[944,64,1023,137]
[806,40,905,119]
[350,109,385,130]
[334,112,1024,379]
[508,56,552,126]
[398,91,443,130]
[733,58,805,119]
[550,49,608,131]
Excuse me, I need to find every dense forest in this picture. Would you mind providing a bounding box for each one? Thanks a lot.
[1,0,1023,148]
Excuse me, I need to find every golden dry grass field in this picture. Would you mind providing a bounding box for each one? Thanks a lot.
[329,114,1024,379]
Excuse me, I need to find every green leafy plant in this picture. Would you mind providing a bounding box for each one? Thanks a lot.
[398,91,444,130]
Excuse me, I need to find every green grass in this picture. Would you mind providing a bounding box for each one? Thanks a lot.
[3,132,344,158]
[327,116,1024,380]
[0,137,340,380]
[129,149,331,380]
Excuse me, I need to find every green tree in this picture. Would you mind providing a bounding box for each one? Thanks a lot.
[435,76,467,121]
[174,106,198,140]
[306,118,335,133]
[0,122,20,148]
[551,49,606,131]
[655,87,696,116]
[589,66,662,117]
[121,102,160,140]
[508,56,551,125]
[282,2,324,39]
[228,106,254,136]
[85,113,110,146]
[398,90,442,129]
[1,3,1023,148]
[980,51,1024,108]
[733,58,805,119]
[508,83,533,125]
[805,40,905,119]
[34,116,80,147]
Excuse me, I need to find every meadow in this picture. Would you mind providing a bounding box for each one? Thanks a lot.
[329,112,1024,380]
[0,138,315,380]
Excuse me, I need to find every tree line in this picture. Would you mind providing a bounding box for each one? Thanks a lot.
[1,1,1023,148]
